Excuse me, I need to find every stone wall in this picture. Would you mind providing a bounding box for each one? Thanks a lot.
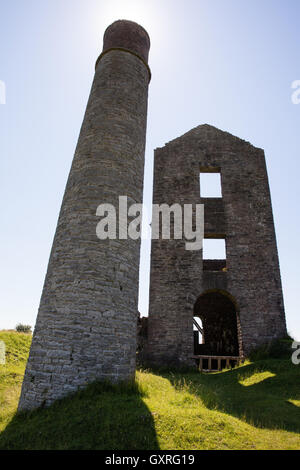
[145,124,287,366]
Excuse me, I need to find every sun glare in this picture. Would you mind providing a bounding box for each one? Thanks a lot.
[86,0,168,63]
[102,0,156,33]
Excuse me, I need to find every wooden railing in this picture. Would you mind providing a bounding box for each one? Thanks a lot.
[192,355,242,372]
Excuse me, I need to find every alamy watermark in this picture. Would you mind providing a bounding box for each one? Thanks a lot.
[291,341,300,365]
[0,341,5,365]
[96,196,204,251]
[291,80,300,104]
[0,80,6,104]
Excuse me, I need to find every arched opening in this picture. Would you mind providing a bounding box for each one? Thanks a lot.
[193,290,239,356]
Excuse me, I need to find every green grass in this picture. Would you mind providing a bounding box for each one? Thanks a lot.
[0,330,300,450]
[0,331,31,435]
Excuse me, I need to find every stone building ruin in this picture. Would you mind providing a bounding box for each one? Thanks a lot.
[18,20,286,411]
[144,125,287,368]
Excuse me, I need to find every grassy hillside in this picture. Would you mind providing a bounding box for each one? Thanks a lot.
[0,331,31,436]
[0,330,299,450]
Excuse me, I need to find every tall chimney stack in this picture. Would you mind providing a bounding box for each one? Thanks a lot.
[19,20,151,411]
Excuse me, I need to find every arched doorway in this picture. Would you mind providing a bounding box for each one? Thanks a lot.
[193,290,240,356]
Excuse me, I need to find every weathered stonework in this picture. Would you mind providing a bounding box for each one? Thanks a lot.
[144,124,287,366]
[18,20,151,411]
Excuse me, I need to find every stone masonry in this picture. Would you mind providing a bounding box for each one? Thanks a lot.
[144,124,287,367]
[18,20,151,411]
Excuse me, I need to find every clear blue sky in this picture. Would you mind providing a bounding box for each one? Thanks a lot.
[0,0,299,340]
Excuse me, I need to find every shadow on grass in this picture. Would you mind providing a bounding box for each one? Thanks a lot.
[0,380,160,450]
[165,359,300,433]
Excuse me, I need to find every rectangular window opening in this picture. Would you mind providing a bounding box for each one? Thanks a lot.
[200,172,222,198]
[203,238,227,272]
